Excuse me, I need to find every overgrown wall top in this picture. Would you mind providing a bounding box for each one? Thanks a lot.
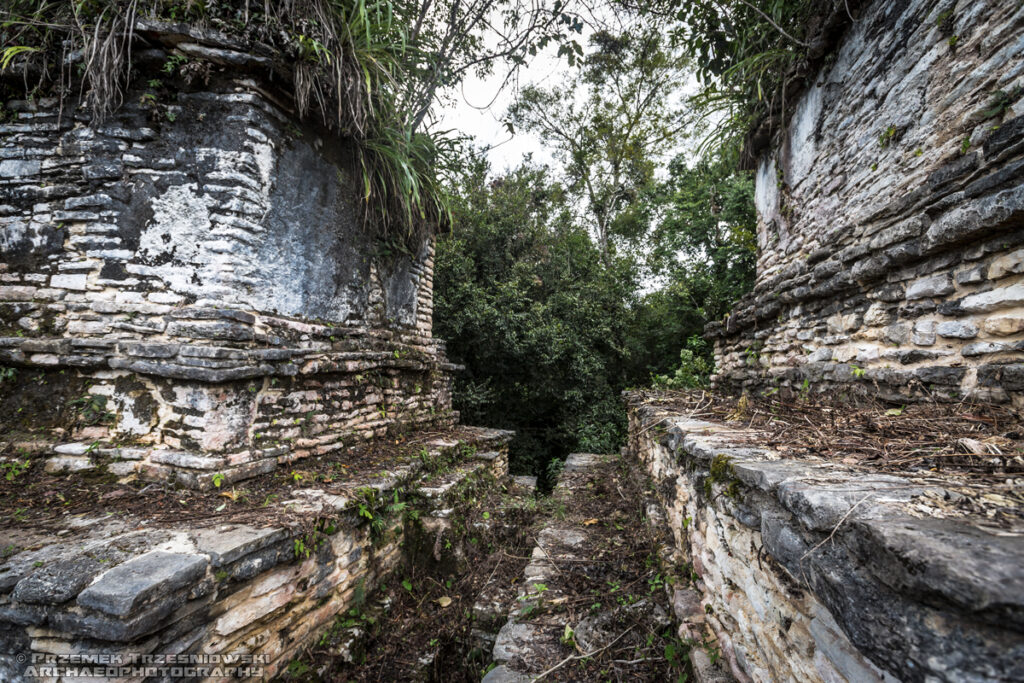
[708,0,1024,406]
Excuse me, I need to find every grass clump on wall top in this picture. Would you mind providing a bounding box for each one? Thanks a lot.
[0,0,450,249]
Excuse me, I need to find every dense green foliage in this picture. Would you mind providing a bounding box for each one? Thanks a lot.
[432,26,759,477]
[435,148,756,477]
[431,2,838,474]
[435,157,638,478]
[645,159,756,388]
[664,0,832,164]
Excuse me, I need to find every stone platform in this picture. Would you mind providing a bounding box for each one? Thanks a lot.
[0,426,512,682]
[1,20,458,490]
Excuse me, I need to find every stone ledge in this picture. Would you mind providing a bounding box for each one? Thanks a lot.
[0,427,511,680]
[0,335,449,382]
[627,396,1024,682]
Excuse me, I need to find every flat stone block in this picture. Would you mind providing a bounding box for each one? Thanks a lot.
[961,284,1024,313]
[191,525,289,567]
[482,665,534,682]
[13,556,106,605]
[77,551,207,617]
[50,274,88,291]
[44,456,95,474]
[936,321,978,339]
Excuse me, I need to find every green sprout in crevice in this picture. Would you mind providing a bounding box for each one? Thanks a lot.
[978,87,1022,121]
[878,125,897,148]
[703,453,741,500]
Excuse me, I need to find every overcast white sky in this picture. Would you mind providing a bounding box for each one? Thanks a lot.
[435,50,564,172]
[433,28,701,176]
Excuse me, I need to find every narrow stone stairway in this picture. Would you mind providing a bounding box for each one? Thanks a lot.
[483,453,693,682]
[286,460,540,682]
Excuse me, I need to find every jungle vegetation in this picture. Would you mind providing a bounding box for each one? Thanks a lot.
[434,0,841,477]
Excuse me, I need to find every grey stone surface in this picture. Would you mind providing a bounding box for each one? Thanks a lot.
[963,341,1019,356]
[689,648,735,683]
[857,517,1024,624]
[935,320,978,339]
[906,275,954,300]
[77,551,207,617]
[911,319,936,346]
[191,525,288,567]
[808,603,897,683]
[961,284,1024,313]
[54,592,189,641]
[512,475,538,491]
[492,622,542,663]
[0,74,459,491]
[482,665,534,682]
[561,452,606,471]
[11,556,105,605]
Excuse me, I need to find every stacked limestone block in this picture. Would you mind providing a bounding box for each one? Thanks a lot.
[626,393,1024,683]
[707,0,1024,407]
[0,23,458,488]
[0,429,513,682]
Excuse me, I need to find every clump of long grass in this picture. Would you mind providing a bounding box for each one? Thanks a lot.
[0,0,450,248]
[664,0,852,166]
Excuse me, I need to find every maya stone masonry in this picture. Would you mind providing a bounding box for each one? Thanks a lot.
[0,19,521,683]
[707,0,1024,407]
[0,22,457,490]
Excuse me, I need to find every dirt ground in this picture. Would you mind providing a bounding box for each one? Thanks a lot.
[0,426,479,533]
[633,389,1023,482]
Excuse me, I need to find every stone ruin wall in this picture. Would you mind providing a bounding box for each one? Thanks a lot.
[0,50,456,489]
[626,397,1023,683]
[627,1,1024,681]
[0,22,510,681]
[707,0,1024,408]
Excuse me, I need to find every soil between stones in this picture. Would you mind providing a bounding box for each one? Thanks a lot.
[0,426,481,533]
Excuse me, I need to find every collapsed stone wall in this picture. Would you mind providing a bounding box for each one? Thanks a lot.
[707,0,1024,407]
[626,394,1024,683]
[0,37,454,488]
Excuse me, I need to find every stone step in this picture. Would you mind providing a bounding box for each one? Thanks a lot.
[288,454,541,680]
[0,426,512,682]
[483,453,690,682]
[512,475,538,494]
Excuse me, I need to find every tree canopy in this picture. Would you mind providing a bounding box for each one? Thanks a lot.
[507,27,688,261]
[434,21,759,479]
